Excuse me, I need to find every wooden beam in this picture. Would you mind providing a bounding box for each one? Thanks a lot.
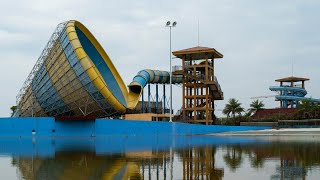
[206,87,209,125]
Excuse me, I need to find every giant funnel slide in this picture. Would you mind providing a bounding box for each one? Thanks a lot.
[14,20,182,117]
[269,86,320,107]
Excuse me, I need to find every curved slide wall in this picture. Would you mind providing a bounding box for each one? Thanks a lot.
[15,20,182,117]
[269,86,320,108]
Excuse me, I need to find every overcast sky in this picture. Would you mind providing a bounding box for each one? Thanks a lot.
[0,0,319,117]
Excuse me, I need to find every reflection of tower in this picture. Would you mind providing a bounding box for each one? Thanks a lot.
[271,159,307,180]
[128,150,170,180]
[172,47,224,125]
[180,146,224,180]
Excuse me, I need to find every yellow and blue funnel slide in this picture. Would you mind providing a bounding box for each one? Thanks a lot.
[15,20,182,117]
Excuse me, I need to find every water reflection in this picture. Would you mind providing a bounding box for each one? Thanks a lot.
[15,152,143,179]
[2,136,320,179]
[223,145,242,172]
[177,146,223,180]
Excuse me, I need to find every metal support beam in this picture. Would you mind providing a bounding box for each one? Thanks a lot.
[156,84,159,114]
[148,84,151,113]
[148,159,151,180]
[163,85,166,114]
[142,160,145,179]
[142,90,144,113]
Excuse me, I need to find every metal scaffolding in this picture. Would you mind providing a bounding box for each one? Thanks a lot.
[16,22,67,105]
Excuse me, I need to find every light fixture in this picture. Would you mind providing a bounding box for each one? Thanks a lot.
[166,21,171,26]
[172,21,177,27]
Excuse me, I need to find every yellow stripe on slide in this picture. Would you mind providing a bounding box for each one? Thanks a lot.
[66,21,126,113]
[74,21,128,104]
[161,71,168,83]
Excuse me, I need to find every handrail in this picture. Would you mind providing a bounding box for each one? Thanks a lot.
[172,65,182,72]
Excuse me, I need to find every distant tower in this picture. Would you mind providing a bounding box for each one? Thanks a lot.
[270,76,310,108]
[172,46,224,125]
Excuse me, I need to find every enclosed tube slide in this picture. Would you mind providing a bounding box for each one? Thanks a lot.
[127,69,182,108]
[15,20,182,117]
[269,86,320,108]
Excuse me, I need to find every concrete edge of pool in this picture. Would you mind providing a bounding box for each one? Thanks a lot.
[213,128,320,136]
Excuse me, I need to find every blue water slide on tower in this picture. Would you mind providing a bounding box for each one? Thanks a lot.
[269,86,320,108]
[126,69,183,109]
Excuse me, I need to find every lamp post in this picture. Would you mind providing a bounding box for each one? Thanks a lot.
[166,21,176,123]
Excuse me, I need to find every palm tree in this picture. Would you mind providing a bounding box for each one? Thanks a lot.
[248,100,265,116]
[223,98,244,118]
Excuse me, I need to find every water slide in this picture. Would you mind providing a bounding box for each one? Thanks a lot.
[128,69,182,108]
[15,20,182,117]
[269,86,320,107]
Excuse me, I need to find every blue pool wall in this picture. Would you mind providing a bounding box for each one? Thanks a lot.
[0,117,271,137]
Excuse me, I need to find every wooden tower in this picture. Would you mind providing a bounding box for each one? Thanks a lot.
[172,46,224,125]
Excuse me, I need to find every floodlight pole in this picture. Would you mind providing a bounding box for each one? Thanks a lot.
[166,21,176,123]
[169,25,172,123]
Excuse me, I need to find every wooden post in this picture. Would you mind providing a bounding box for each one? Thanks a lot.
[201,87,203,105]
[212,58,214,81]
[205,54,208,81]
[182,57,186,120]
[205,87,209,125]
[193,67,196,122]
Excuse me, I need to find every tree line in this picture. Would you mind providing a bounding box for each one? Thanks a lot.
[218,98,320,125]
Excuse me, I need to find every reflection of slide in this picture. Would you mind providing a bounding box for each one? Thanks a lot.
[269,86,320,107]
[15,20,182,117]
[102,161,141,180]
[16,154,141,180]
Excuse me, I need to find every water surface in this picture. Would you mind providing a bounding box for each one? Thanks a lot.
[1,136,320,179]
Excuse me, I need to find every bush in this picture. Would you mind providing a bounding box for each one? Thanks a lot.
[216,116,252,126]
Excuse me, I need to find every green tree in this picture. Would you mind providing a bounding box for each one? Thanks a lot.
[298,100,320,119]
[223,98,244,118]
[10,106,17,116]
[247,99,265,116]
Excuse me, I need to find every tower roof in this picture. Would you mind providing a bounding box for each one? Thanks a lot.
[172,46,223,60]
[275,76,310,82]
